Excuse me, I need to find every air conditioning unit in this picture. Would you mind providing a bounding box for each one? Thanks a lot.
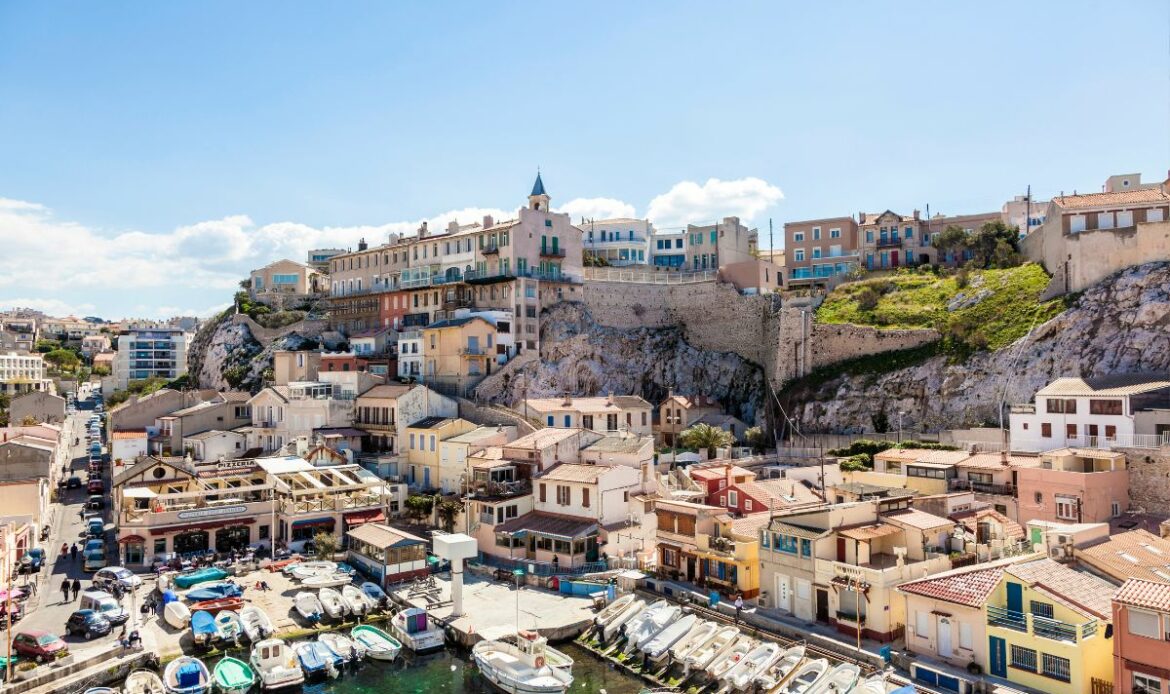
[1049,546,1064,559]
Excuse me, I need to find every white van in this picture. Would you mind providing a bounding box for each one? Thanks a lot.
[79,590,129,625]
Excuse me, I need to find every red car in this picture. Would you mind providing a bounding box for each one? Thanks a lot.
[87,480,104,494]
[12,630,68,662]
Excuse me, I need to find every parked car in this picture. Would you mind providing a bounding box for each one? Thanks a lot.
[12,630,68,662]
[93,567,142,591]
[83,549,107,572]
[87,480,104,494]
[66,476,83,489]
[19,548,45,573]
[65,609,112,640]
[87,518,105,537]
[87,495,104,510]
[79,591,128,624]
[85,539,105,553]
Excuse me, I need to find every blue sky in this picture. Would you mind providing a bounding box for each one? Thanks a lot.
[1,1,1167,318]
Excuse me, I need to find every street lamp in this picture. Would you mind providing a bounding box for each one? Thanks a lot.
[513,568,525,631]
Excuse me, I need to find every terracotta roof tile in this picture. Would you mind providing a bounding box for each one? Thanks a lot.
[1114,578,1170,613]
[539,463,609,483]
[898,566,1006,607]
[1052,187,1170,210]
[1007,558,1117,620]
[883,508,954,531]
[1077,529,1170,584]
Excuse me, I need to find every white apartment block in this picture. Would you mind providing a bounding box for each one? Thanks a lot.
[113,326,189,390]
[397,330,422,379]
[1009,375,1170,451]
[0,352,51,395]
[581,218,653,267]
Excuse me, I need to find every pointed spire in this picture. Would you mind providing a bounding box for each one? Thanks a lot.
[531,171,547,197]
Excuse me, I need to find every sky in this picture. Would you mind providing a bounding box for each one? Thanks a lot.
[1,1,1168,319]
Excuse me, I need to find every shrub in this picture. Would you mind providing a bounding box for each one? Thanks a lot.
[856,287,880,311]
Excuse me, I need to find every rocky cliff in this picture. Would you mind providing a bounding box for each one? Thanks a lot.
[187,309,319,392]
[786,262,1170,432]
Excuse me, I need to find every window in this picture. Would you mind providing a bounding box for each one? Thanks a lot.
[1117,210,1134,227]
[556,485,570,506]
[662,548,678,567]
[812,227,821,240]
[1046,398,1077,414]
[641,411,647,427]
[1034,491,1043,504]
[959,622,973,650]
[793,232,804,242]
[563,415,571,427]
[1041,423,1052,438]
[830,228,841,239]
[1066,423,1077,439]
[812,247,821,259]
[1098,212,1115,229]
[1089,399,1123,415]
[581,488,590,508]
[1070,215,1087,233]
[745,500,753,511]
[582,415,593,430]
[1030,601,1054,619]
[546,415,554,426]
[1128,609,1161,638]
[728,490,738,507]
[1149,208,1166,223]
[1041,654,1070,682]
[1134,674,1163,694]
[760,530,770,548]
[1010,645,1037,671]
[775,534,798,554]
[539,483,546,503]
[794,249,805,262]
[1056,496,1078,520]
[915,611,930,638]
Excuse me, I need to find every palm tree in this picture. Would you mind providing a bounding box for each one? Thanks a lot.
[679,423,735,460]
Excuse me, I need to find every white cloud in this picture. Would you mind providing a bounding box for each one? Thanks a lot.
[646,177,783,228]
[556,197,637,222]
[0,297,96,316]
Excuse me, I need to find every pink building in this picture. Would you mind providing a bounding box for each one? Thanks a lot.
[688,463,755,504]
[1014,448,1128,526]
[1112,579,1170,694]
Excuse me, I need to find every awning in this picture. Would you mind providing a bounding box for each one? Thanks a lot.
[123,488,158,498]
[149,517,256,535]
[344,509,385,526]
[838,524,902,542]
[118,535,146,544]
[292,517,335,529]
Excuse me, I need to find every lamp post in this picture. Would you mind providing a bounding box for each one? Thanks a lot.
[513,568,525,631]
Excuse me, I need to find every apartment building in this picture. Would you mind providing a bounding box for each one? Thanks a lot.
[0,352,50,395]
[109,388,211,433]
[352,383,456,454]
[245,381,356,454]
[80,334,111,358]
[306,248,346,274]
[1002,194,1050,237]
[858,209,931,269]
[437,425,517,494]
[866,448,972,494]
[403,417,476,490]
[948,452,1042,522]
[1010,375,1170,451]
[150,392,252,455]
[1015,448,1128,525]
[650,230,688,269]
[658,393,722,446]
[8,391,66,424]
[656,497,765,599]
[783,216,860,287]
[684,217,758,271]
[420,315,503,391]
[1112,579,1170,694]
[517,394,653,436]
[581,218,653,267]
[182,429,247,462]
[113,326,189,390]
[272,350,322,385]
[249,258,325,300]
[1076,529,1170,584]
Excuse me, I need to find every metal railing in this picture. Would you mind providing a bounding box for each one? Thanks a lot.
[1033,615,1079,643]
[583,267,719,284]
[987,605,1028,632]
[949,479,1016,495]
[473,552,609,577]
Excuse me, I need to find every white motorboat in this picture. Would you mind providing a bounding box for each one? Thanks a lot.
[351,624,402,661]
[669,619,719,663]
[807,662,860,694]
[240,605,274,642]
[389,607,446,653]
[163,656,211,694]
[722,641,781,691]
[684,625,739,673]
[600,598,645,642]
[302,573,353,589]
[250,638,305,691]
[319,631,365,663]
[779,658,829,693]
[641,613,698,663]
[592,594,636,628]
[755,644,805,691]
[501,632,573,673]
[318,588,349,619]
[471,630,573,694]
[340,585,368,616]
[707,635,755,681]
[854,673,888,693]
[124,670,165,694]
[621,601,681,654]
[284,561,335,579]
[164,600,192,629]
[214,610,244,643]
[294,591,324,623]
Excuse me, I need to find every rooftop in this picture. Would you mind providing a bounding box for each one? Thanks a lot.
[661,393,721,410]
[736,479,822,508]
[505,427,588,451]
[1077,529,1170,584]
[582,434,652,455]
[1051,186,1170,211]
[496,511,597,541]
[538,463,609,483]
[1113,578,1170,613]
[874,448,970,465]
[522,395,652,412]
[898,562,1013,607]
[833,482,916,499]
[358,384,416,400]
[883,508,954,531]
[407,416,460,430]
[346,523,426,549]
[1036,374,1170,397]
[1006,558,1117,620]
[446,426,511,445]
[689,464,754,481]
[956,452,1042,470]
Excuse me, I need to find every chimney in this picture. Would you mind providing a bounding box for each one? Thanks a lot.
[357,237,368,251]
[419,221,428,238]
[606,390,614,405]
[562,393,572,407]
[447,220,460,233]
[1000,450,1009,466]
[483,214,494,229]
[912,209,921,220]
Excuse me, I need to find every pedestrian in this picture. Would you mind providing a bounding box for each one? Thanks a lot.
[61,579,70,604]
[734,594,744,624]
[150,597,158,616]
[70,544,78,562]
[72,578,82,601]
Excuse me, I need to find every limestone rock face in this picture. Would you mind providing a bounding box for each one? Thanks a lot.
[790,262,1170,432]
[187,311,318,392]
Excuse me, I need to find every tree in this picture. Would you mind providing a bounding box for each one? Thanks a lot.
[855,287,880,311]
[43,348,80,372]
[223,366,247,389]
[311,531,338,560]
[870,409,891,434]
[436,498,462,533]
[678,423,735,460]
[743,426,769,454]
[967,220,1021,269]
[92,365,111,377]
[405,494,434,523]
[34,339,61,353]
[932,225,969,262]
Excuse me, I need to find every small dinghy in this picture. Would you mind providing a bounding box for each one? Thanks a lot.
[164,656,211,694]
[621,601,681,654]
[189,597,243,615]
[722,641,781,691]
[684,625,739,672]
[185,582,242,603]
[855,674,889,694]
[212,656,255,694]
[779,658,829,693]
[318,587,348,619]
[472,630,573,694]
[807,662,860,694]
[340,585,368,616]
[214,610,243,643]
[294,640,340,680]
[240,606,274,642]
[359,582,387,610]
[284,561,334,579]
[165,601,193,629]
[302,573,352,589]
[191,610,219,647]
[319,631,365,663]
[250,639,304,691]
[293,592,324,623]
[350,624,402,661]
[84,688,116,694]
[755,643,805,691]
[174,568,229,590]
[668,619,718,664]
[641,613,699,664]
[124,670,165,694]
[389,607,446,653]
[707,636,754,681]
[593,594,636,628]
[601,598,645,642]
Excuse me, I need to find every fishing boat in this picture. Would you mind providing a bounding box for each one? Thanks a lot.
[174,568,229,590]
[251,639,304,691]
[641,613,699,664]
[600,598,645,643]
[684,625,739,673]
[189,597,243,615]
[622,601,681,654]
[214,610,243,643]
[592,594,636,628]
[807,662,860,694]
[389,607,446,653]
[165,601,193,629]
[359,582,388,610]
[163,656,211,694]
[350,624,402,661]
[471,630,574,694]
[707,636,755,681]
[294,640,340,680]
[293,592,324,623]
[778,659,829,693]
[340,585,368,616]
[267,557,302,573]
[191,610,220,647]
[499,632,573,673]
[124,670,165,694]
[212,657,256,694]
[669,619,719,663]
[319,632,365,663]
[284,561,334,579]
[722,642,781,691]
[240,606,274,642]
[185,582,242,603]
[755,644,805,691]
[854,674,888,694]
[318,588,348,619]
[302,573,352,589]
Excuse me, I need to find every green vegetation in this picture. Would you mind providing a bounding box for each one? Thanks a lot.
[678,423,735,459]
[105,376,172,408]
[404,494,434,522]
[795,341,943,392]
[828,438,960,470]
[816,263,1067,356]
[234,290,306,329]
[311,530,338,560]
[43,348,81,373]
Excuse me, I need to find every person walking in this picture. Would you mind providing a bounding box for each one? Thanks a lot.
[70,544,79,562]
[734,594,744,624]
[72,578,82,601]
[61,579,70,604]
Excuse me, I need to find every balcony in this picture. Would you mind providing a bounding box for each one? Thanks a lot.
[987,605,1028,632]
[1009,403,1036,414]
[876,237,903,248]
[835,610,866,627]
[539,247,566,258]
[355,420,395,432]
[459,347,487,357]
[120,498,275,529]
[949,479,1016,496]
[481,243,500,255]
[281,490,384,515]
[986,606,1091,643]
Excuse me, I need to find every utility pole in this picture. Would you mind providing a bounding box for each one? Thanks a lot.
[768,218,774,259]
[1025,185,1032,236]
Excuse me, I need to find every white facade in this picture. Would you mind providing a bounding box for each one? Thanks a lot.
[650,229,688,269]
[534,464,641,526]
[111,432,149,465]
[1009,376,1170,451]
[437,425,517,494]
[113,327,189,390]
[246,382,355,453]
[581,218,653,267]
[397,331,422,379]
[183,430,248,462]
[0,352,50,395]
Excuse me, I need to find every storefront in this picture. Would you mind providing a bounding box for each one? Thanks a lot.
[289,518,335,544]
[119,534,146,565]
[215,525,252,552]
[174,529,210,555]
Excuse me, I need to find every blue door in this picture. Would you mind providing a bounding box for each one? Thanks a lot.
[989,636,1007,677]
[423,468,431,488]
[1006,582,1023,613]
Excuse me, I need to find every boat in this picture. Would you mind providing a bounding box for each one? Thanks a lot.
[189,597,244,615]
[592,594,636,628]
[621,601,681,654]
[250,639,305,691]
[641,613,699,664]
[191,610,219,647]
[340,585,368,616]
[165,601,193,629]
[600,598,645,642]
[389,607,446,653]
[778,659,829,694]
[174,568,229,589]
[855,674,888,694]
[722,641,781,691]
[294,640,340,680]
[707,636,755,681]
[684,625,739,673]
[319,632,365,663]
[163,656,211,694]
[267,557,302,573]
[185,582,242,602]
[500,632,573,673]
[284,561,334,579]
[214,610,243,643]
[124,670,165,694]
[359,582,388,610]
[807,662,860,694]
[755,644,805,691]
[318,588,348,619]
[471,630,573,694]
[293,592,324,623]
[212,657,256,694]
[302,573,352,589]
[350,624,402,661]
[84,688,116,694]
[240,606,274,642]
[668,619,719,663]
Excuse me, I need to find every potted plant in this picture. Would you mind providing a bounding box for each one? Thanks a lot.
[14,660,40,681]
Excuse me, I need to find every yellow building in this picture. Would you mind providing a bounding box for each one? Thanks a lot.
[403,417,476,490]
[692,513,764,599]
[422,316,498,381]
[983,557,1116,694]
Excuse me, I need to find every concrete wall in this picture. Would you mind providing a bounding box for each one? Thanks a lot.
[1027,220,1170,297]
[1120,446,1170,513]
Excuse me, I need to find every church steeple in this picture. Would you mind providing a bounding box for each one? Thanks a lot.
[528,171,550,211]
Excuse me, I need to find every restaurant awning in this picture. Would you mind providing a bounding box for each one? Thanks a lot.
[344,509,386,526]
[291,517,335,529]
[117,535,146,544]
[123,488,158,498]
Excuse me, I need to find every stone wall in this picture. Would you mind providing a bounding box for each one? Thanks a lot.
[1120,447,1170,512]
[1025,220,1170,296]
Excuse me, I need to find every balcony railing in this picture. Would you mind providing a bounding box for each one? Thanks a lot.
[355,420,395,432]
[949,479,1016,496]
[1033,615,1079,643]
[481,244,500,255]
[459,347,486,357]
[987,605,1028,632]
[986,606,1087,643]
[875,237,903,248]
[539,247,566,258]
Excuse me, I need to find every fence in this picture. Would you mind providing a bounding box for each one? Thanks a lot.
[471,552,610,578]
[583,267,719,284]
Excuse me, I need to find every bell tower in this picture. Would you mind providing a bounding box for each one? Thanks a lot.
[528,171,550,211]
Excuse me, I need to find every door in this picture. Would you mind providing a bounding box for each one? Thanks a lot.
[836,537,847,561]
[1006,582,1023,613]
[423,467,431,489]
[988,636,1007,677]
[937,616,953,657]
[815,589,829,622]
[891,250,899,267]
[775,575,791,612]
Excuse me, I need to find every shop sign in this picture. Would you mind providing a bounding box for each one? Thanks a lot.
[177,504,248,521]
